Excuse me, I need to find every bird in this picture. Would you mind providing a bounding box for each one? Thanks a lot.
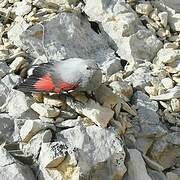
[15,58,102,95]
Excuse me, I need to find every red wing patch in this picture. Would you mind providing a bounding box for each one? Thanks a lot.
[53,82,79,93]
[34,73,55,92]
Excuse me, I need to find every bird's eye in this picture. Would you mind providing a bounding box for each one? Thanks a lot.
[86,67,91,70]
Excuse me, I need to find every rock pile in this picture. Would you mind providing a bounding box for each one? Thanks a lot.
[0,0,179,179]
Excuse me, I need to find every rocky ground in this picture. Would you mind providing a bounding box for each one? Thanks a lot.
[0,0,180,179]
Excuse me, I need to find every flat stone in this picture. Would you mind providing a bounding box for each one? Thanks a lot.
[136,2,153,15]
[171,98,180,112]
[0,147,35,180]
[150,132,180,168]
[123,149,152,180]
[20,119,54,142]
[0,62,9,79]
[39,142,67,168]
[57,124,126,179]
[158,12,168,28]
[0,81,9,112]
[7,90,30,117]
[44,95,64,107]
[0,113,14,144]
[9,57,27,72]
[19,12,115,64]
[13,0,32,16]
[161,77,174,89]
[169,13,180,31]
[66,97,114,128]
[31,103,60,118]
[155,48,180,64]
[109,81,133,98]
[166,172,180,180]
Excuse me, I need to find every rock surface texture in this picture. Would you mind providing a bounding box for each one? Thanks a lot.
[0,0,179,179]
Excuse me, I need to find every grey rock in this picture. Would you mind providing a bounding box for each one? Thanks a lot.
[101,58,122,76]
[147,169,167,180]
[123,149,152,180]
[7,16,30,47]
[131,91,167,138]
[0,113,14,144]
[0,82,9,112]
[20,12,115,64]
[7,90,30,117]
[57,124,126,179]
[0,62,9,79]
[150,132,180,169]
[0,147,35,180]
[84,0,163,69]
[1,74,21,90]
[125,66,153,90]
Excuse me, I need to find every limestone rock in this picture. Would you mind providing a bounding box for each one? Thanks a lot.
[124,149,152,180]
[150,132,180,168]
[84,0,162,69]
[169,14,180,31]
[57,124,126,179]
[0,147,35,180]
[39,142,67,168]
[19,12,115,64]
[161,77,174,89]
[31,102,60,118]
[0,113,14,144]
[9,57,27,72]
[131,91,167,137]
[0,82,9,112]
[155,48,180,64]
[20,119,54,142]
[136,2,153,15]
[109,81,133,98]
[44,95,64,107]
[171,98,180,112]
[7,16,30,47]
[7,90,30,117]
[159,12,168,28]
[0,62,9,79]
[66,97,114,128]
[13,0,32,16]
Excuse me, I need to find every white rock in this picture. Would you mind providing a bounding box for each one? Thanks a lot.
[169,13,180,31]
[39,142,67,168]
[14,0,32,16]
[84,0,162,69]
[109,81,133,98]
[0,62,9,79]
[124,149,152,180]
[44,95,64,107]
[58,125,126,178]
[171,98,180,112]
[9,56,26,72]
[7,90,30,117]
[1,74,21,89]
[0,0,8,8]
[7,16,30,47]
[166,172,180,180]
[0,147,35,180]
[20,120,52,142]
[94,84,119,108]
[31,103,60,118]
[66,98,114,128]
[161,77,174,89]
[151,86,180,100]
[145,86,158,96]
[136,2,153,15]
[19,12,115,64]
[149,8,160,21]
[158,12,168,27]
[156,48,180,64]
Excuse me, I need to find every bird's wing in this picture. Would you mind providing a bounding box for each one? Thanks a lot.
[15,62,80,93]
